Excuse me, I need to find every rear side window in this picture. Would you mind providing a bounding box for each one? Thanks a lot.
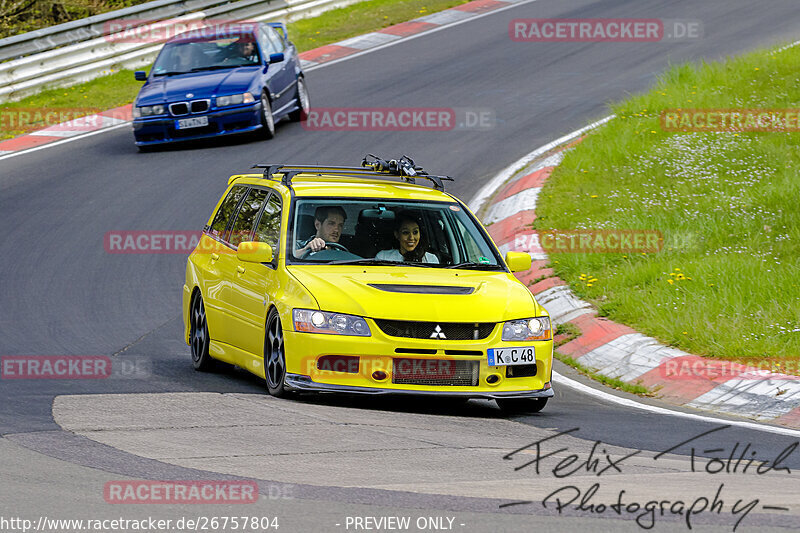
[229,188,269,247]
[209,185,247,238]
[254,193,282,253]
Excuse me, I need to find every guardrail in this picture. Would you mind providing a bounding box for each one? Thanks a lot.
[0,0,360,102]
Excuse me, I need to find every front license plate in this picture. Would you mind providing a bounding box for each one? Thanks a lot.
[176,116,209,129]
[488,347,536,366]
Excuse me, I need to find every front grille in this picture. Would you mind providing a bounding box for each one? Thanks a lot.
[191,99,210,113]
[169,102,189,116]
[375,319,495,340]
[392,358,479,386]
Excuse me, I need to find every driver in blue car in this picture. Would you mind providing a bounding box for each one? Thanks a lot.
[294,206,347,258]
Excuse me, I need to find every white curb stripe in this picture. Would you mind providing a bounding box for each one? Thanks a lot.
[28,129,88,138]
[688,379,800,420]
[533,285,593,323]
[579,333,688,382]
[417,10,474,25]
[336,32,402,50]
[484,187,540,224]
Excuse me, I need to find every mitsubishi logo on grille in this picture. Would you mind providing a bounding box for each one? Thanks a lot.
[430,325,446,339]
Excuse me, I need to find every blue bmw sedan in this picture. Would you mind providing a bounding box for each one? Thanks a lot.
[132,23,308,148]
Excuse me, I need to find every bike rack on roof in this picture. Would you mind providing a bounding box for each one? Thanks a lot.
[251,156,454,192]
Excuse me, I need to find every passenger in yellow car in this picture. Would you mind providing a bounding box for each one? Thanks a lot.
[294,206,347,258]
[376,214,438,263]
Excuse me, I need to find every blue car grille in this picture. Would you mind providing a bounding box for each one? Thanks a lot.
[169,99,210,116]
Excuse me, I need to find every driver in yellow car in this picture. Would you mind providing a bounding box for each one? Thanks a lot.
[293,206,347,258]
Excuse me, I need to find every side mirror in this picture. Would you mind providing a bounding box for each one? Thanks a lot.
[505,251,532,273]
[268,53,284,64]
[134,71,147,81]
[237,241,274,263]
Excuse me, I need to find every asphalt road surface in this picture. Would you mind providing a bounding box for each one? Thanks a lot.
[2,1,800,531]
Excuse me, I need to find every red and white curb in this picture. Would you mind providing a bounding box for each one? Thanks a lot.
[0,0,538,160]
[472,125,800,428]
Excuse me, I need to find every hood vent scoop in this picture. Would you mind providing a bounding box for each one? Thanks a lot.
[367,284,475,295]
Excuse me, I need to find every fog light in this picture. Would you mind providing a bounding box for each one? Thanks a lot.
[486,373,501,385]
[372,370,387,381]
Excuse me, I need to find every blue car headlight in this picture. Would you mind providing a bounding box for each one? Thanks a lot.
[502,317,551,341]
[133,105,165,118]
[293,309,371,337]
[216,92,255,107]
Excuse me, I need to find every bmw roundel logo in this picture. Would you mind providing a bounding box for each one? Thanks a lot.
[186,93,194,98]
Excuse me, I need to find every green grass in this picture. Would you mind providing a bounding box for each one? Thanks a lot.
[535,44,800,364]
[555,351,654,396]
[0,0,470,140]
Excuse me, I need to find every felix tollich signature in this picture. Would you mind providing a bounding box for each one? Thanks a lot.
[500,425,796,531]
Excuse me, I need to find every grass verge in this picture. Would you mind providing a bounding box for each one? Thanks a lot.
[535,44,800,365]
[0,0,470,140]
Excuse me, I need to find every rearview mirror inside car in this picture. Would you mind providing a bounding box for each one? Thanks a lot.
[237,241,274,263]
[505,251,532,272]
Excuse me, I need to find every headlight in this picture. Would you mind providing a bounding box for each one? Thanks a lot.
[134,105,165,118]
[502,317,551,341]
[216,92,255,107]
[293,309,371,337]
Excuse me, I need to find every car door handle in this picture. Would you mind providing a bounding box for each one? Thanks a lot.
[237,265,246,274]
[211,253,220,261]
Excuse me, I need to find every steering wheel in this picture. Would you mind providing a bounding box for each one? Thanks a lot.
[308,242,349,255]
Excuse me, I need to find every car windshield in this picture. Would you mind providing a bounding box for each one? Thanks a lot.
[152,35,260,76]
[287,199,504,269]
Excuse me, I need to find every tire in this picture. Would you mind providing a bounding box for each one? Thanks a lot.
[260,92,276,139]
[288,77,310,122]
[190,293,214,371]
[496,397,548,414]
[265,308,287,397]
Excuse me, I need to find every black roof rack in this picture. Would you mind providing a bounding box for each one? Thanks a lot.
[251,155,454,191]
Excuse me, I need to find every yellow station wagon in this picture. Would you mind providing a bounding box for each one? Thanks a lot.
[183,156,554,412]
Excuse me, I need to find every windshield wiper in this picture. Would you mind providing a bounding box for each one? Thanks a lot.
[153,71,189,76]
[445,261,503,270]
[190,65,237,72]
[330,258,436,267]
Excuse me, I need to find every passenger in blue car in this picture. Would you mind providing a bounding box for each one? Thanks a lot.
[376,214,438,263]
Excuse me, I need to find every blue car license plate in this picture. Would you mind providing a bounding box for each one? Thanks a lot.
[176,116,209,129]
[488,347,535,366]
